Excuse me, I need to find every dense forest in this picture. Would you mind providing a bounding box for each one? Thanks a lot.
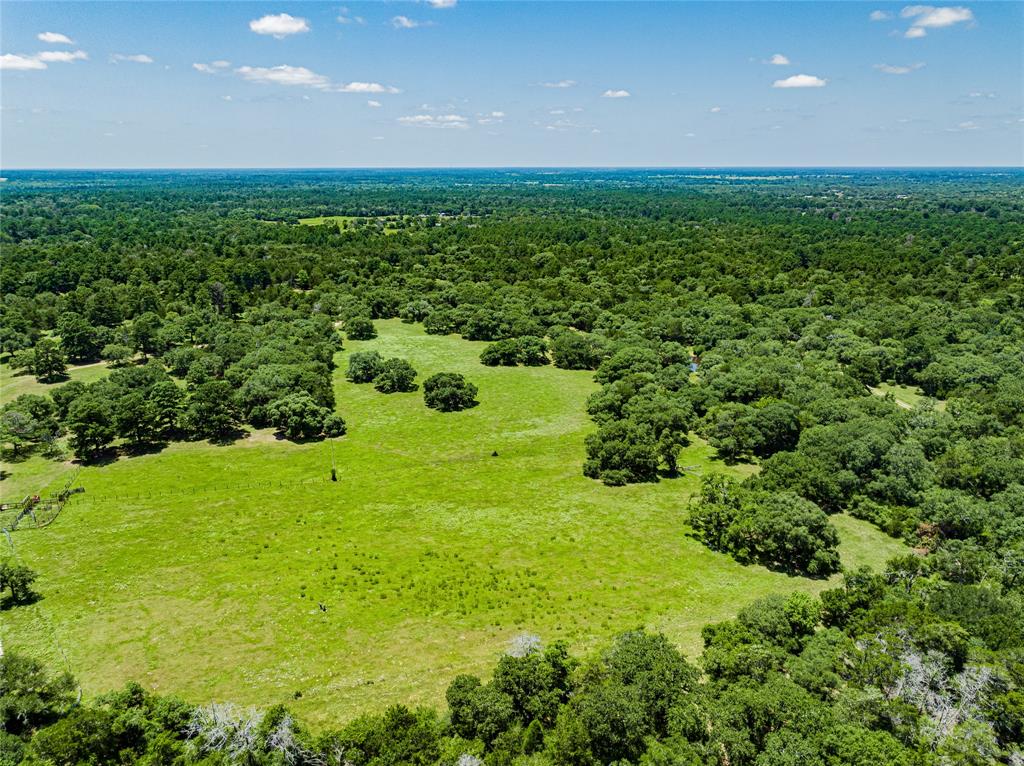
[1,169,1022,764]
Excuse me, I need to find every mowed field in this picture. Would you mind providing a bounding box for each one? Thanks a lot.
[0,321,907,724]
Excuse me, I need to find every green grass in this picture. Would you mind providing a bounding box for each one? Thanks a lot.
[869,382,946,411]
[298,215,360,227]
[1,360,111,402]
[298,215,404,234]
[1,321,907,724]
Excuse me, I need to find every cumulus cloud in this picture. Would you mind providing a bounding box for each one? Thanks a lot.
[3,48,90,69]
[38,50,88,63]
[539,79,576,88]
[874,62,925,74]
[601,89,631,98]
[236,64,330,88]
[427,0,458,7]
[772,73,827,88]
[709,106,722,113]
[249,13,310,38]
[768,53,790,65]
[110,53,153,64]
[37,31,73,44]
[392,15,421,28]
[398,113,469,128]
[0,53,48,70]
[367,100,382,107]
[869,10,892,20]
[901,5,974,37]
[337,81,401,94]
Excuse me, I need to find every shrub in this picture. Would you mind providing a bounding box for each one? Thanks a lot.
[347,351,384,383]
[689,475,841,577]
[480,339,521,367]
[346,316,377,341]
[373,358,418,393]
[423,373,478,412]
[267,393,342,440]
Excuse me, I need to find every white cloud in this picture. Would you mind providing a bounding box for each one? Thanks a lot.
[37,50,88,63]
[768,53,790,65]
[874,62,925,74]
[477,110,505,125]
[869,10,892,20]
[37,32,73,44]
[946,119,981,131]
[902,5,973,27]
[392,15,420,28]
[685,132,696,138]
[194,61,230,74]
[539,79,576,88]
[236,64,330,88]
[709,106,722,113]
[427,0,458,7]
[544,117,595,132]
[111,53,153,64]
[0,54,48,70]
[601,89,631,98]
[337,8,365,24]
[398,113,468,129]
[901,5,974,36]
[772,73,827,88]
[337,81,400,94]
[249,13,310,38]
[367,100,382,107]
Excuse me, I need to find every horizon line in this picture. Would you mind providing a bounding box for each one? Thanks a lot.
[3,165,1022,173]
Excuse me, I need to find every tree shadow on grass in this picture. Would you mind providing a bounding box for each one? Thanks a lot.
[207,427,250,447]
[121,441,170,458]
[0,591,42,611]
[71,447,121,468]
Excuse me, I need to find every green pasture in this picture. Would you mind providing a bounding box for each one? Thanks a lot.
[0,321,907,724]
[1,360,111,402]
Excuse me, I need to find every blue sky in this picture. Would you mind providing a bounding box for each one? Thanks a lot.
[2,1,1021,167]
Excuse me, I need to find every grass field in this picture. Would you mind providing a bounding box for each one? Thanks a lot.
[1,321,907,724]
[1,360,111,402]
[298,215,405,234]
[869,382,946,411]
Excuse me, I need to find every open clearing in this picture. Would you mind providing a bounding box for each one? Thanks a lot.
[1,359,112,402]
[1,321,907,724]
[298,215,405,234]
[869,382,946,411]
